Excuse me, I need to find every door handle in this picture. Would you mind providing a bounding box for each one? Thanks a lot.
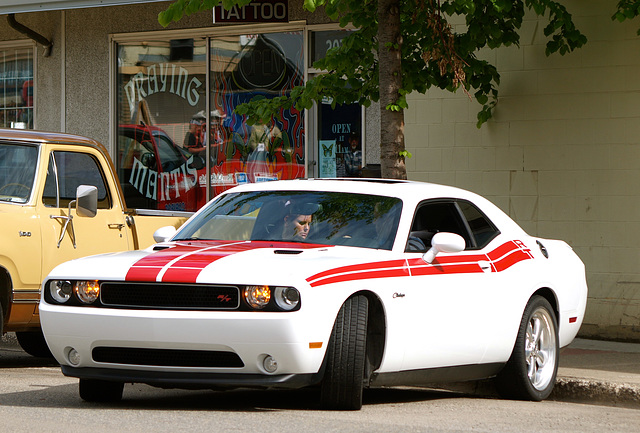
[478,260,493,273]
[108,223,125,230]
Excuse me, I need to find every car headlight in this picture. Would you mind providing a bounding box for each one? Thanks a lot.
[273,287,300,311]
[244,285,271,309]
[74,280,100,304]
[49,280,73,303]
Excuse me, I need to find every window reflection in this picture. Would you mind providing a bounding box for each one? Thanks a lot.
[0,48,34,129]
[116,32,305,212]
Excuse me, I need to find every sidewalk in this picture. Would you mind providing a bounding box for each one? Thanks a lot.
[552,338,640,407]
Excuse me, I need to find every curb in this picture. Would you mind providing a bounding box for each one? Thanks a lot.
[552,377,640,407]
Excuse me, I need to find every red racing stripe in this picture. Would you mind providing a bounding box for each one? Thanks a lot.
[492,249,533,272]
[307,259,408,284]
[126,241,327,283]
[125,245,204,282]
[307,241,533,288]
[309,266,411,287]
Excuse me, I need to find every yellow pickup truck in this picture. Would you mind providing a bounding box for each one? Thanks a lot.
[0,129,191,357]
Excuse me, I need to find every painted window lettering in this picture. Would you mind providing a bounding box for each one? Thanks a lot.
[116,32,305,212]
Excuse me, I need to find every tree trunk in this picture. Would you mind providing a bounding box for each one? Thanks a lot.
[377,0,406,180]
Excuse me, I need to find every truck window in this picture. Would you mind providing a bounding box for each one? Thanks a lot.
[0,143,38,203]
[43,151,111,209]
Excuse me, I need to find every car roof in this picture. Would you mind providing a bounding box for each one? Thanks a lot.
[226,178,480,202]
[222,178,525,235]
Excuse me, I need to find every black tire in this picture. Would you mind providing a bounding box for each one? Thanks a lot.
[320,295,369,410]
[16,330,54,358]
[79,379,124,403]
[495,295,559,401]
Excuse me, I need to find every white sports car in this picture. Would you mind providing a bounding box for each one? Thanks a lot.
[40,179,587,410]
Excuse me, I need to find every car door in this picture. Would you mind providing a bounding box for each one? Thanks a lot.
[397,199,506,370]
[40,147,131,281]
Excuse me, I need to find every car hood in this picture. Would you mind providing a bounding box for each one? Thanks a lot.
[46,240,400,287]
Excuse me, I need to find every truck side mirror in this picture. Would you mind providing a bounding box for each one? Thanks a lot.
[76,185,98,218]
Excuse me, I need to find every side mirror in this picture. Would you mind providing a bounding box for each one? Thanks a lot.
[423,232,466,264]
[140,152,156,168]
[76,185,98,218]
[153,226,178,243]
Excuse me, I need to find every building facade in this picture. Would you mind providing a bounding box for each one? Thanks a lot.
[404,1,640,341]
[0,0,638,340]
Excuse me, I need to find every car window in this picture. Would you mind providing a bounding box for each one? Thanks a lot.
[43,151,111,209]
[153,131,187,171]
[405,200,472,252]
[457,200,500,248]
[405,199,499,252]
[119,133,156,170]
[176,191,403,250]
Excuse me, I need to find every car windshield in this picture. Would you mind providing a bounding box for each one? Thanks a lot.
[175,190,403,250]
[0,143,38,204]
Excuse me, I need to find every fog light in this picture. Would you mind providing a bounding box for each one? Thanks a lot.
[68,348,81,366]
[263,355,278,373]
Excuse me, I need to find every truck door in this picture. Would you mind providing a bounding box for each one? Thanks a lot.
[40,149,130,281]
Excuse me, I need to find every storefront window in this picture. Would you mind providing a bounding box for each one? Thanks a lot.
[209,32,305,195]
[0,47,34,129]
[115,31,304,212]
[116,39,207,211]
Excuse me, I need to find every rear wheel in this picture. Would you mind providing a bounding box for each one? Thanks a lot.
[320,295,369,410]
[79,379,124,403]
[495,295,559,401]
[16,330,53,358]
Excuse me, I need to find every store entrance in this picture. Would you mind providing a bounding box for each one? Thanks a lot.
[309,98,363,178]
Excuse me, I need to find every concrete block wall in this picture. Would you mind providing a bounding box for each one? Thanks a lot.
[405,0,640,341]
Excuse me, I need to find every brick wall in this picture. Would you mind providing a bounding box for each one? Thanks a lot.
[404,0,640,341]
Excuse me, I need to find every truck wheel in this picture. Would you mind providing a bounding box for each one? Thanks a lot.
[495,295,559,401]
[320,295,369,410]
[79,379,124,403]
[16,330,53,358]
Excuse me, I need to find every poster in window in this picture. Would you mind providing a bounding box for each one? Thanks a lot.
[318,100,361,178]
[208,32,305,195]
[319,140,336,178]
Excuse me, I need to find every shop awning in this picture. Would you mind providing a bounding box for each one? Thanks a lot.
[0,0,167,15]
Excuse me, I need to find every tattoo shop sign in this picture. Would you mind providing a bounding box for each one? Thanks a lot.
[213,0,288,23]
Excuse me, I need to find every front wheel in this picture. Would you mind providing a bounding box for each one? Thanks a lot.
[16,330,53,358]
[320,295,369,410]
[79,379,124,403]
[495,295,559,401]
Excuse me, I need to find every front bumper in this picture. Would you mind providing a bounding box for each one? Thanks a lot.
[40,302,330,381]
[61,366,321,390]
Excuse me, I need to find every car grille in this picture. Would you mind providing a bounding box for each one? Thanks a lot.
[99,282,240,310]
[92,347,244,368]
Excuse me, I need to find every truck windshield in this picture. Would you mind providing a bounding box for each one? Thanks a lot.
[0,143,38,204]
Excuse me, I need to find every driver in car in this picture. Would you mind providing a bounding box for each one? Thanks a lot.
[281,202,319,241]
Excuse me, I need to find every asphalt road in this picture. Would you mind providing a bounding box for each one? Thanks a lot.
[1,334,638,433]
